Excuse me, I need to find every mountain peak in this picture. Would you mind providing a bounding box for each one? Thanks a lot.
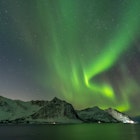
[0,95,136,124]
[51,97,63,103]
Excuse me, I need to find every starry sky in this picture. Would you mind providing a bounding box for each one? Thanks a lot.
[0,0,140,116]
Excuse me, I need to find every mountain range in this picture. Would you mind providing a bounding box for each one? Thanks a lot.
[0,96,136,124]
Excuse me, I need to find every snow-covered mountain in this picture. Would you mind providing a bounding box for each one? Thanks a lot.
[0,96,40,121]
[106,108,135,124]
[29,97,82,123]
[0,96,136,124]
[77,106,118,123]
[0,96,81,124]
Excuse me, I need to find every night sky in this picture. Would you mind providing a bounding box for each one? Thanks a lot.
[0,0,140,116]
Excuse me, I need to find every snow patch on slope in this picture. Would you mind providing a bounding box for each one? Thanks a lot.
[106,108,135,124]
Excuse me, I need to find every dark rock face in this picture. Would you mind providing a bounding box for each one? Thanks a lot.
[77,106,118,123]
[31,97,80,120]
[132,116,140,123]
[31,100,47,107]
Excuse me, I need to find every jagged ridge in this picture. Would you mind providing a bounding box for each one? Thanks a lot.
[0,96,135,124]
[77,106,118,123]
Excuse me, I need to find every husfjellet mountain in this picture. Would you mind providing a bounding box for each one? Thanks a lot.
[0,96,136,124]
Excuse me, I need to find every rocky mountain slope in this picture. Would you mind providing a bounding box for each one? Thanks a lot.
[77,106,118,123]
[0,96,40,120]
[29,97,82,123]
[106,108,135,123]
[0,96,135,124]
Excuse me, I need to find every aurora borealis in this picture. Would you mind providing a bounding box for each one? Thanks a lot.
[0,0,140,116]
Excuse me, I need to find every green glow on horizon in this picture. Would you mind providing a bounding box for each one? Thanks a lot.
[36,0,140,112]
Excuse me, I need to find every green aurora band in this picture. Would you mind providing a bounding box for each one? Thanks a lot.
[36,0,140,113]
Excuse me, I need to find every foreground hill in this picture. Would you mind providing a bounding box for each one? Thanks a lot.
[0,96,135,124]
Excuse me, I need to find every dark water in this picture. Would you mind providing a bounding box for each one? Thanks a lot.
[0,124,140,140]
